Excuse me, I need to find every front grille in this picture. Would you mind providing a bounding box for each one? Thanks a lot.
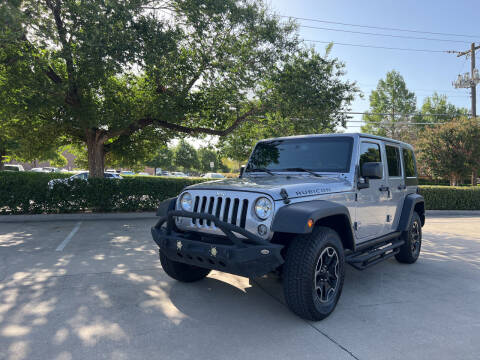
[191,195,249,229]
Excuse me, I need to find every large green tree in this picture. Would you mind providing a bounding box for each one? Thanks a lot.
[173,139,199,172]
[417,92,468,125]
[1,0,358,176]
[362,70,416,139]
[417,118,480,185]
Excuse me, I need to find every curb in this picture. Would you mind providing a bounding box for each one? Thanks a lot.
[426,210,480,216]
[0,212,157,223]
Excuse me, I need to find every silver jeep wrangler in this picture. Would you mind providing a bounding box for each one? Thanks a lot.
[151,133,425,320]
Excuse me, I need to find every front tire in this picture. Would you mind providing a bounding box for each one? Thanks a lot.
[395,211,422,264]
[283,226,345,321]
[159,250,211,282]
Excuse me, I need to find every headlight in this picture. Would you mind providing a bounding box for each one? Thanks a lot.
[179,192,193,211]
[254,197,273,220]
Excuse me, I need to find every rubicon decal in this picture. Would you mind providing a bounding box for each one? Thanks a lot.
[295,188,332,196]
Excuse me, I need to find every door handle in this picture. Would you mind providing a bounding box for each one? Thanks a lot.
[398,184,406,190]
[379,185,389,192]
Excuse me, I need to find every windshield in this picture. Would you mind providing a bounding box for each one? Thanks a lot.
[247,137,353,173]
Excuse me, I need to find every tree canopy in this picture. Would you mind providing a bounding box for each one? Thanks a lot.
[361,70,416,139]
[1,0,358,176]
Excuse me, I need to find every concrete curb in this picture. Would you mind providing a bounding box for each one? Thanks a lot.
[0,212,157,223]
[426,210,480,216]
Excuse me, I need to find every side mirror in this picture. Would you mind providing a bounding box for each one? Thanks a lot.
[361,162,383,179]
[239,165,246,178]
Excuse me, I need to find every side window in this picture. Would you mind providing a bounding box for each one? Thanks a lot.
[385,145,401,177]
[402,148,417,177]
[359,142,382,177]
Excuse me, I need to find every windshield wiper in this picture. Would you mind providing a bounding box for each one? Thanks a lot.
[246,167,275,176]
[283,167,322,177]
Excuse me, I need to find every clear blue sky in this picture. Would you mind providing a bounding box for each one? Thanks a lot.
[270,0,478,131]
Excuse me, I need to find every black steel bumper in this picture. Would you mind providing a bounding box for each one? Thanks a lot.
[151,210,284,278]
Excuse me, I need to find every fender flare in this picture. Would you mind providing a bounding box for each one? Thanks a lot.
[272,200,354,234]
[398,193,425,231]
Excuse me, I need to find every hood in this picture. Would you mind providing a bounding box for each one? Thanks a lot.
[185,175,353,200]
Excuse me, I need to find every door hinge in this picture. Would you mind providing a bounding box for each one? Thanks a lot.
[353,222,358,230]
[386,215,391,222]
[355,193,358,201]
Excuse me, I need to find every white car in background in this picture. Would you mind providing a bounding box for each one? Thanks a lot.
[171,171,187,177]
[31,167,46,172]
[201,172,225,179]
[2,164,25,172]
[48,171,122,189]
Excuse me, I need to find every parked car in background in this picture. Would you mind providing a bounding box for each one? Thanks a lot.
[171,171,187,177]
[120,171,135,176]
[48,171,122,189]
[137,172,150,176]
[201,172,225,179]
[43,167,59,173]
[160,170,170,176]
[2,164,25,172]
[30,167,46,172]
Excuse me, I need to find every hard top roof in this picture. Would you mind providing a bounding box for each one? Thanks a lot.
[256,133,413,148]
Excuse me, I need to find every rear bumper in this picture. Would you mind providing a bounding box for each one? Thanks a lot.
[151,210,284,278]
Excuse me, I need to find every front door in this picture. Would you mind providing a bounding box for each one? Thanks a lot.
[355,140,390,240]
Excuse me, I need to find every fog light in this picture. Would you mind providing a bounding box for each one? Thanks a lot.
[257,224,268,236]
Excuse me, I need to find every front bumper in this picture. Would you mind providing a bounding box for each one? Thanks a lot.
[151,210,284,278]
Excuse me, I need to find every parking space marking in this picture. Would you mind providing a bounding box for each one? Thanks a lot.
[55,221,82,251]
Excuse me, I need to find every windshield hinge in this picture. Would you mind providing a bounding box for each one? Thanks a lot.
[280,188,290,204]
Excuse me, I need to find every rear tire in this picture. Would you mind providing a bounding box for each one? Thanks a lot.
[283,226,345,321]
[159,250,211,282]
[395,211,422,264]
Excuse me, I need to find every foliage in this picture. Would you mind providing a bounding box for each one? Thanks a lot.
[361,70,416,140]
[417,118,480,185]
[0,171,203,214]
[1,0,358,176]
[419,186,480,210]
[146,146,173,172]
[173,139,199,172]
[417,92,468,125]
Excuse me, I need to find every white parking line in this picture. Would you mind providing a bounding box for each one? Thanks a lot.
[56,221,82,251]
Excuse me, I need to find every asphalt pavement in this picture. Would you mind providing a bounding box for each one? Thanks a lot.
[0,215,479,360]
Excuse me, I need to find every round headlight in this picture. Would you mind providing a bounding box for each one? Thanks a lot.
[180,192,193,211]
[254,197,273,220]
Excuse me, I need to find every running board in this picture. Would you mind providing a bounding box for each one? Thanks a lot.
[347,236,404,270]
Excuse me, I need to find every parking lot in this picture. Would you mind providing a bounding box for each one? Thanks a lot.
[0,215,479,360]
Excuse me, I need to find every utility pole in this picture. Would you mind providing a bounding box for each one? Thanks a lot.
[450,42,480,118]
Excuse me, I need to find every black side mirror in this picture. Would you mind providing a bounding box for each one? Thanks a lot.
[239,165,246,178]
[361,162,383,179]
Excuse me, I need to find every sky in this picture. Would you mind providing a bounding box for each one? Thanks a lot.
[269,0,478,132]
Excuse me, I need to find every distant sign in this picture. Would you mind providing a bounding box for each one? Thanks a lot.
[209,162,214,169]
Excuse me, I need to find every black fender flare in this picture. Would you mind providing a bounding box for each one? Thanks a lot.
[398,193,425,231]
[156,197,177,217]
[272,200,354,234]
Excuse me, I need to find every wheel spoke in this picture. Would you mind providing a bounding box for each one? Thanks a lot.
[314,246,340,303]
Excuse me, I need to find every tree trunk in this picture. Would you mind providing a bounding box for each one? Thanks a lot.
[472,170,478,186]
[86,130,107,178]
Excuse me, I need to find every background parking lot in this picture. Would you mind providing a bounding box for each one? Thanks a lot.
[0,215,479,360]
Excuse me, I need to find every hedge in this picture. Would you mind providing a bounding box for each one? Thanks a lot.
[1,172,479,214]
[0,171,203,214]
[418,186,480,210]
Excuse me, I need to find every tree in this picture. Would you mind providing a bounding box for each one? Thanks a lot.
[146,146,173,174]
[2,0,358,177]
[198,147,219,172]
[417,118,480,185]
[173,140,199,172]
[417,92,468,125]
[362,70,416,139]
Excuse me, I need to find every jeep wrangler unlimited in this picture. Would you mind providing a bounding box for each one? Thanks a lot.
[151,133,425,321]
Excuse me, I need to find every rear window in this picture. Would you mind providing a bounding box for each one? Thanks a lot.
[402,148,417,177]
[386,145,401,177]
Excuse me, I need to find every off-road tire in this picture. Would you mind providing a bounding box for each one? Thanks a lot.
[159,250,211,282]
[283,226,345,321]
[395,211,422,264]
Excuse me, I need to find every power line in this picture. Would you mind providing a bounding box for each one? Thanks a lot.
[300,25,472,44]
[282,15,480,39]
[304,39,448,53]
[341,111,471,117]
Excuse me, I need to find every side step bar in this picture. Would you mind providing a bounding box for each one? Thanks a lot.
[346,233,404,270]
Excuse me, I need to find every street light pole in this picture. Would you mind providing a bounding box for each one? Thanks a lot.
[471,43,476,118]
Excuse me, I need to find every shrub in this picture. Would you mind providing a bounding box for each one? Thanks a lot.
[418,186,480,210]
[0,171,203,214]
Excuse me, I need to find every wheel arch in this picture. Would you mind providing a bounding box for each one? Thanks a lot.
[271,200,355,251]
[398,193,425,231]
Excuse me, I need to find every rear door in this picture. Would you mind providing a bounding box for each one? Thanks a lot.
[355,140,390,240]
[384,144,405,232]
